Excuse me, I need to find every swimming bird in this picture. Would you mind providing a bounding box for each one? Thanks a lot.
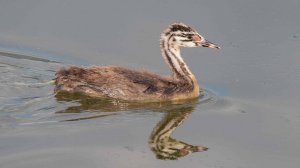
[55,23,219,102]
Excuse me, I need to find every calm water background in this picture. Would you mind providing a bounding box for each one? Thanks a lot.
[0,0,300,168]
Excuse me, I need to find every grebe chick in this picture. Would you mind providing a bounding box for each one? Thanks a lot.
[55,23,220,102]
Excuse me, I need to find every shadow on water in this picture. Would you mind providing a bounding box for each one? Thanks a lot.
[55,91,214,160]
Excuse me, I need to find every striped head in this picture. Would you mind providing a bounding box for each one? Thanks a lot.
[161,22,220,49]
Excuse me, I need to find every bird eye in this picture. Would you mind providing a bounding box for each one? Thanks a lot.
[179,34,188,37]
[181,34,196,39]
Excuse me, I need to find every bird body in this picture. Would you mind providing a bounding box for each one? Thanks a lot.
[55,23,219,102]
[55,66,199,101]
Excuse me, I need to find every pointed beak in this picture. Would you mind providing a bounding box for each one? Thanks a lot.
[201,39,220,49]
[192,35,220,49]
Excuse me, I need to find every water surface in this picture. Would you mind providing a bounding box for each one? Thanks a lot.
[0,0,300,168]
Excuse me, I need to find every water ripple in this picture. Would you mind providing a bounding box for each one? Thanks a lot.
[0,51,220,127]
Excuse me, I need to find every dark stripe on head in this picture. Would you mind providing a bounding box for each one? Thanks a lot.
[181,39,193,42]
[170,24,193,32]
[177,33,195,37]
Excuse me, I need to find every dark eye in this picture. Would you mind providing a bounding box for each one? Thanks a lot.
[181,34,193,39]
[178,34,188,37]
[179,34,194,42]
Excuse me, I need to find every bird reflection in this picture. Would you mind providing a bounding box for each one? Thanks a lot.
[55,91,209,160]
[149,101,208,160]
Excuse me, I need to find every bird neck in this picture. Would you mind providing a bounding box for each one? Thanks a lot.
[160,36,196,84]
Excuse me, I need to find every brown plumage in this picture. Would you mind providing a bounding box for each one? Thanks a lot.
[55,23,219,102]
[55,66,197,101]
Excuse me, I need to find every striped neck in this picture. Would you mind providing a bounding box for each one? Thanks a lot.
[160,35,195,84]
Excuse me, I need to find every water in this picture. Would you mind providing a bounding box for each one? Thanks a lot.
[0,0,300,168]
